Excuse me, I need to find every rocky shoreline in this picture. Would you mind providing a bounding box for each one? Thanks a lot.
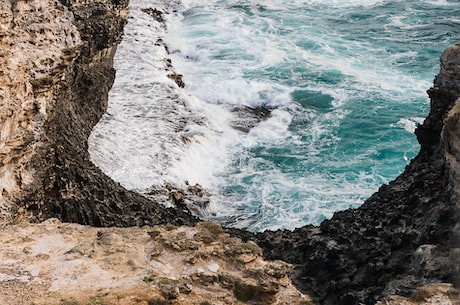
[0,0,459,304]
[0,0,198,227]
[237,42,460,304]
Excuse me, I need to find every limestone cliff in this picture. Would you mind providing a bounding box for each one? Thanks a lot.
[0,0,82,221]
[0,0,196,227]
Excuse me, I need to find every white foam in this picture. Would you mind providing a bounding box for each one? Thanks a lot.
[89,0,273,195]
[207,163,387,231]
[395,118,417,133]
[167,94,243,189]
[89,0,446,231]
[422,0,449,5]
[166,0,433,106]
[243,109,292,146]
[282,0,386,8]
[393,117,426,134]
[89,0,228,190]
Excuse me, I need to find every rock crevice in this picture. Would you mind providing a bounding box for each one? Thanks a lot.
[0,0,459,304]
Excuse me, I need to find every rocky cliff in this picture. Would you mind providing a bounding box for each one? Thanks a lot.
[0,219,310,305]
[0,0,459,304]
[241,41,460,304]
[0,0,197,227]
[0,1,308,304]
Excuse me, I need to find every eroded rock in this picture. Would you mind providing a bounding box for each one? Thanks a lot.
[1,0,459,304]
[0,219,310,305]
[0,0,198,228]
[231,41,460,305]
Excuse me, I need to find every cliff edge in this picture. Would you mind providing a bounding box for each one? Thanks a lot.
[0,0,196,227]
[0,3,309,304]
[0,0,459,304]
[245,41,460,304]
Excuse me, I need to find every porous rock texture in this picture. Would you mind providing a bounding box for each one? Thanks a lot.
[0,1,309,304]
[375,283,459,305]
[0,219,309,305]
[0,0,197,227]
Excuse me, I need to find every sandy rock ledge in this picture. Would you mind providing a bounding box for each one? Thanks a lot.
[1,0,459,303]
[0,219,310,305]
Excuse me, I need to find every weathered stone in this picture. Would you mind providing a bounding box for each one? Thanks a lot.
[160,231,201,252]
[376,283,459,305]
[264,260,293,279]
[141,7,164,23]
[234,277,259,302]
[218,272,236,289]
[230,105,272,133]
[1,0,458,304]
[187,184,210,197]
[167,72,185,88]
[191,271,218,286]
[0,0,198,228]
[157,277,180,299]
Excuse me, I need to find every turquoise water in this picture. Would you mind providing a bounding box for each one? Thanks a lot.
[90,0,459,231]
[164,0,459,231]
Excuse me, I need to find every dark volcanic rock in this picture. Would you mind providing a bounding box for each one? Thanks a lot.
[3,1,458,304]
[232,42,460,305]
[42,1,197,227]
[230,105,272,133]
[5,0,198,227]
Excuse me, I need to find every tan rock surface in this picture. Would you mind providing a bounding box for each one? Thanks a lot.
[1,0,458,303]
[0,219,311,305]
[375,284,460,305]
[0,0,82,221]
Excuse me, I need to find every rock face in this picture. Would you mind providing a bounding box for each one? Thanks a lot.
[0,0,197,227]
[375,283,459,305]
[0,0,82,221]
[236,41,460,305]
[0,219,309,305]
[0,0,459,304]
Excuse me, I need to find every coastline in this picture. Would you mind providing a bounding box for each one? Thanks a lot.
[243,42,460,304]
[0,0,459,304]
[0,0,198,228]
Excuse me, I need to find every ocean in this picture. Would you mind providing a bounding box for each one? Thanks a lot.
[88,0,459,231]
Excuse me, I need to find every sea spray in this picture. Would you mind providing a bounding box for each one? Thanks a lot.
[89,0,459,231]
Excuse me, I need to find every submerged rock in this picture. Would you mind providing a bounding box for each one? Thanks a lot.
[230,105,272,133]
[141,7,164,23]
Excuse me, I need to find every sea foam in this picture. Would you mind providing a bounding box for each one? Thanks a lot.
[89,0,459,231]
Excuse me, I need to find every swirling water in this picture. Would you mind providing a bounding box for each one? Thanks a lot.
[89,0,459,231]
